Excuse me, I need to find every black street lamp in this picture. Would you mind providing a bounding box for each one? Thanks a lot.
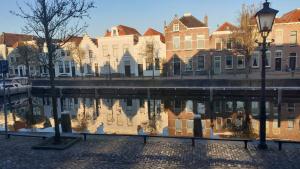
[255,0,278,150]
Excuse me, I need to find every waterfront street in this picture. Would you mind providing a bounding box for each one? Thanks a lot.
[1,135,300,169]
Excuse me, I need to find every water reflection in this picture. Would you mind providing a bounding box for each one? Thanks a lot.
[1,95,300,141]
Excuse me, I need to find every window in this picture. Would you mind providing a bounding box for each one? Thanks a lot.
[173,36,180,50]
[252,52,260,68]
[215,38,222,50]
[196,55,205,70]
[225,56,233,69]
[112,29,118,36]
[225,101,233,112]
[173,23,179,32]
[287,103,295,113]
[174,100,181,111]
[185,58,193,71]
[185,36,192,50]
[226,39,232,50]
[113,45,118,57]
[275,30,283,45]
[146,58,153,70]
[273,119,279,129]
[126,99,132,110]
[61,50,65,57]
[237,55,245,69]
[88,50,93,58]
[288,120,294,129]
[155,58,160,70]
[185,100,193,112]
[289,53,297,71]
[275,51,282,71]
[197,103,205,114]
[187,120,194,134]
[237,101,244,112]
[266,51,271,68]
[58,61,64,73]
[64,61,70,73]
[102,45,108,57]
[175,119,182,132]
[123,44,129,54]
[87,64,92,74]
[290,31,297,46]
[197,35,205,49]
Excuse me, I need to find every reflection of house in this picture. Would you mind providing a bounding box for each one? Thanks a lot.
[43,97,168,135]
[167,99,195,136]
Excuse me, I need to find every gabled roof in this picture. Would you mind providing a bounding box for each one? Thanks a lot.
[179,15,206,28]
[279,8,300,23]
[105,25,141,37]
[216,22,238,32]
[0,33,35,47]
[143,28,165,43]
[68,36,98,47]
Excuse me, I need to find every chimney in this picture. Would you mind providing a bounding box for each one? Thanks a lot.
[204,15,208,26]
[184,13,192,17]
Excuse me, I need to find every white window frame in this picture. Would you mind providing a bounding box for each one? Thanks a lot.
[196,55,205,71]
[184,36,192,50]
[237,55,245,69]
[275,50,282,71]
[185,58,193,71]
[252,51,260,68]
[173,23,179,32]
[289,53,297,71]
[225,55,233,69]
[275,29,283,45]
[173,36,180,50]
[288,120,294,129]
[197,35,205,49]
[215,38,222,50]
[290,31,297,46]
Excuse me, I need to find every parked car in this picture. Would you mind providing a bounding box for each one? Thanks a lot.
[58,73,70,78]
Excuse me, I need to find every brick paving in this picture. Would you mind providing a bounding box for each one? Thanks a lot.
[0,135,300,169]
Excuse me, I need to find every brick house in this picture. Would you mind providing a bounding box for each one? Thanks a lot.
[164,13,209,76]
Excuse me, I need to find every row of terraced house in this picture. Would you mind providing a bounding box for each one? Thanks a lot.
[0,8,300,78]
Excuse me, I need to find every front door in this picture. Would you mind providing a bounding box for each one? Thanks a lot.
[125,61,131,77]
[173,58,181,76]
[95,63,99,77]
[275,58,282,71]
[214,56,221,74]
[138,64,143,77]
[71,61,76,77]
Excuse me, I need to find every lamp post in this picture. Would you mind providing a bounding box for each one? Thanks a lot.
[107,54,111,80]
[255,0,278,150]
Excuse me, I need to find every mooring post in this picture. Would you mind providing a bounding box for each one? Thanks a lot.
[277,89,282,128]
[209,88,214,128]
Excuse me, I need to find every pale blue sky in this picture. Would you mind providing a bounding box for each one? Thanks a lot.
[0,0,300,37]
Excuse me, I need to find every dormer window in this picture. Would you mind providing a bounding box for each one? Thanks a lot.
[112,28,118,36]
[173,23,179,32]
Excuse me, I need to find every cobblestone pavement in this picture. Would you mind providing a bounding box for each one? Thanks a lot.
[0,135,300,169]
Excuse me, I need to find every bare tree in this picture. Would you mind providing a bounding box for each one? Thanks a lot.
[68,44,86,78]
[12,42,40,77]
[12,0,95,143]
[12,42,40,127]
[232,4,259,78]
[140,38,160,79]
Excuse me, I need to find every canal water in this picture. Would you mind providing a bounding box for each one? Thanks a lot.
[0,93,300,141]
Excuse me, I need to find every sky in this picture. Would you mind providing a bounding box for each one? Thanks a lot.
[0,0,300,38]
